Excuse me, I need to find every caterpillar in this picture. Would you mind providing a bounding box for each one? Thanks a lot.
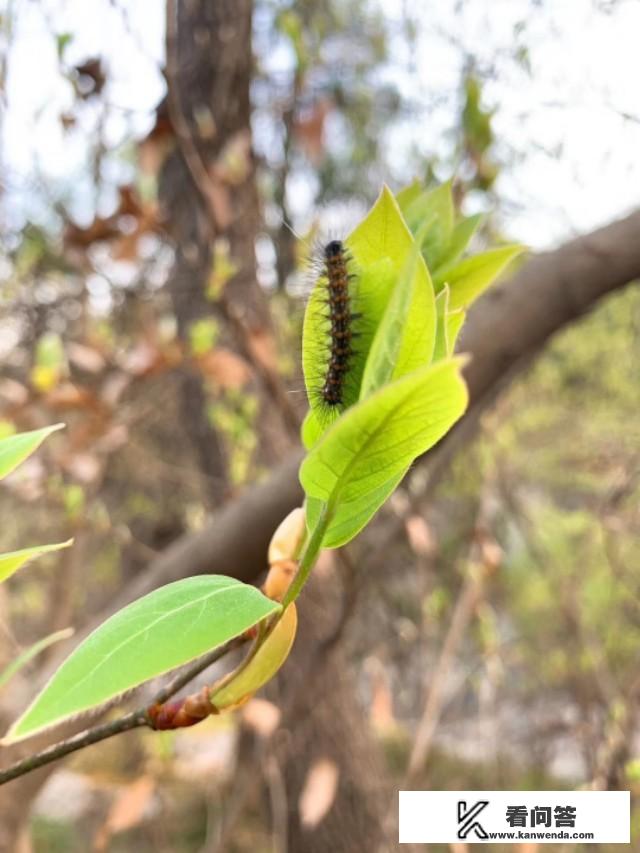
[321,239,355,407]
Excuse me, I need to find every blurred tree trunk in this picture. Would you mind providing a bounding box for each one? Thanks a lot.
[160,0,276,506]
[279,572,402,852]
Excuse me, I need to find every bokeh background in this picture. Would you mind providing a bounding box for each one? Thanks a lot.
[0,0,639,850]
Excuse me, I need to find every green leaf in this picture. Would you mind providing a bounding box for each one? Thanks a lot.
[433,213,484,274]
[31,333,66,392]
[300,359,468,546]
[0,628,74,692]
[302,186,424,428]
[434,245,525,309]
[446,309,466,354]
[0,540,73,584]
[189,317,219,356]
[305,466,407,549]
[433,286,451,362]
[404,181,455,270]
[395,180,422,214]
[359,235,436,398]
[4,576,280,743]
[0,424,64,481]
[301,409,323,450]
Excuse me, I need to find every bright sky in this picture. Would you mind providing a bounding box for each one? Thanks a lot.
[2,0,639,249]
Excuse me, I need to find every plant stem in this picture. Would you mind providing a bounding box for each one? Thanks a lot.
[0,635,247,786]
[282,503,331,607]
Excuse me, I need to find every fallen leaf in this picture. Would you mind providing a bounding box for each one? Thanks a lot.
[405,515,436,557]
[294,97,333,164]
[368,658,396,733]
[63,452,102,483]
[45,383,99,411]
[0,379,29,406]
[94,776,155,851]
[119,342,163,377]
[242,698,281,739]
[197,348,252,388]
[246,327,278,372]
[67,343,106,373]
[298,758,339,828]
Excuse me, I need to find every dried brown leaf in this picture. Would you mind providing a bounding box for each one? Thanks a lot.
[298,758,340,828]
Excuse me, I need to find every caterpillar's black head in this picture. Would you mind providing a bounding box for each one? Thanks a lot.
[324,239,344,259]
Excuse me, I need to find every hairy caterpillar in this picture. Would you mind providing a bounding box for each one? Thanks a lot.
[320,239,356,407]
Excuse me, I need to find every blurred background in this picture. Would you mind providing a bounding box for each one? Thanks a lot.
[0,0,639,850]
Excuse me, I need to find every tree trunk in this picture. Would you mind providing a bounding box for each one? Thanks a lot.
[278,570,403,852]
[160,0,276,506]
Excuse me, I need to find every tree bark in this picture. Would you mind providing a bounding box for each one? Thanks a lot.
[278,570,400,853]
[160,0,274,505]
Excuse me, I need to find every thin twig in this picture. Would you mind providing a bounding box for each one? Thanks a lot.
[405,566,486,783]
[0,635,247,786]
[405,486,499,783]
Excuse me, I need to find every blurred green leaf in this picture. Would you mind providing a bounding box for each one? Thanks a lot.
[63,484,85,520]
[0,540,73,584]
[404,181,455,271]
[0,628,74,692]
[31,333,66,392]
[0,424,64,481]
[395,180,422,213]
[434,245,525,308]
[434,213,484,274]
[189,318,219,356]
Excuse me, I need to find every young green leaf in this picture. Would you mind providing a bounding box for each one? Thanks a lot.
[446,309,466,354]
[0,628,74,692]
[300,359,468,543]
[433,286,451,363]
[305,466,407,549]
[4,576,280,743]
[359,238,436,398]
[0,423,64,481]
[301,409,323,450]
[433,213,484,274]
[434,245,525,308]
[403,181,455,270]
[0,540,73,584]
[395,179,422,213]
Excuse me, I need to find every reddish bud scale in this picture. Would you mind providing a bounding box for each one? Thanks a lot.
[147,686,217,730]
